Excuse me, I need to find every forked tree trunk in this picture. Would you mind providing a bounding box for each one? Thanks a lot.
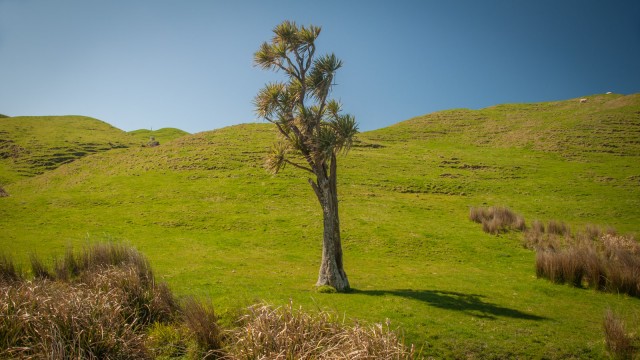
[312,155,350,292]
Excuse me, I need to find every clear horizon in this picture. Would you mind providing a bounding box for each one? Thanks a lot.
[1,0,639,134]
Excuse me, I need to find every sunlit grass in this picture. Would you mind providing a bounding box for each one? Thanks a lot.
[1,94,639,358]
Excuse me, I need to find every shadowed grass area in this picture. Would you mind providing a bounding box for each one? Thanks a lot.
[352,289,546,321]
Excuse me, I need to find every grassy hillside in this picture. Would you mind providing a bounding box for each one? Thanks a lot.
[363,93,640,230]
[0,115,135,185]
[381,93,640,157]
[1,94,639,358]
[128,127,190,145]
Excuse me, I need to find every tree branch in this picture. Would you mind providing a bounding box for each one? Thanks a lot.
[308,178,322,202]
[275,61,300,81]
[305,44,315,72]
[285,159,314,174]
[274,122,292,141]
[288,124,316,170]
[293,48,307,109]
[280,53,302,82]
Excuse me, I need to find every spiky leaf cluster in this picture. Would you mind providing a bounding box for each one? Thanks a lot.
[254,21,358,175]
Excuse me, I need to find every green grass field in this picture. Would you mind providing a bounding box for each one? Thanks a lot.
[1,93,639,358]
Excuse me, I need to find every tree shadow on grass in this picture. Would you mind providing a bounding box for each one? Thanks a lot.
[351,289,547,321]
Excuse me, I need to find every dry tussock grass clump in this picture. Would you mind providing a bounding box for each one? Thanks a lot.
[182,296,223,358]
[77,242,155,283]
[468,205,640,295]
[546,220,571,236]
[0,243,178,359]
[0,253,22,284]
[602,233,640,257]
[0,273,148,359]
[82,265,178,325]
[29,252,53,280]
[603,309,637,359]
[535,228,640,297]
[2,244,418,360]
[469,206,526,235]
[523,220,574,251]
[227,302,415,360]
[524,220,563,251]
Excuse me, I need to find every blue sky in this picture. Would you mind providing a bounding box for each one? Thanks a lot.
[1,0,639,134]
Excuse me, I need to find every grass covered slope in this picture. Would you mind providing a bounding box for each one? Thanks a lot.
[382,93,640,157]
[128,128,190,145]
[361,93,640,229]
[0,115,135,184]
[1,94,639,358]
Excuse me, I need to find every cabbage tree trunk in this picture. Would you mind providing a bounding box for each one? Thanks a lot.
[310,154,350,292]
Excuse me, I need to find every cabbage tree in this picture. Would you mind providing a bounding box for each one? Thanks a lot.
[254,21,358,292]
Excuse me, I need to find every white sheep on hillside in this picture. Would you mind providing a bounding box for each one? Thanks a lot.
[579,98,588,103]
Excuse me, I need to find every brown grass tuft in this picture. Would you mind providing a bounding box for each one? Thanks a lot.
[182,297,223,358]
[0,271,149,359]
[470,206,526,235]
[535,231,640,297]
[29,253,53,280]
[469,206,490,224]
[0,242,178,359]
[582,224,603,241]
[0,253,22,284]
[78,242,154,283]
[228,301,415,359]
[547,220,570,236]
[603,309,636,359]
[531,220,545,234]
[54,247,80,281]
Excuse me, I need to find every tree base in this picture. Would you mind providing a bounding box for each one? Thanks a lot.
[316,271,350,293]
